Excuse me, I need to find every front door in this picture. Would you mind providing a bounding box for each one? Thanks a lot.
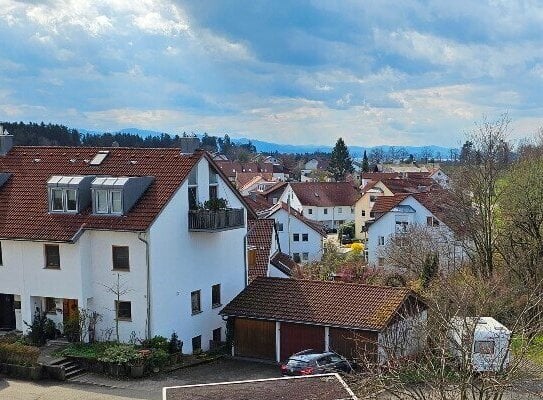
[0,294,16,330]
[62,299,78,324]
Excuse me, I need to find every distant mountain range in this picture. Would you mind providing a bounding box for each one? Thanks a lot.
[79,127,456,157]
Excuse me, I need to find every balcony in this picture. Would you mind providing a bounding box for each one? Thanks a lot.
[188,208,245,232]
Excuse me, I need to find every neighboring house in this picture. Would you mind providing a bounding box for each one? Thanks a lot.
[260,181,288,206]
[354,176,437,240]
[366,192,464,269]
[247,219,296,282]
[301,158,331,182]
[163,374,358,400]
[279,182,360,230]
[244,193,273,216]
[221,277,427,364]
[428,167,451,188]
[236,173,277,196]
[0,138,254,352]
[263,202,326,263]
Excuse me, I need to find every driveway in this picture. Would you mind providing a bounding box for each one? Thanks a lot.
[0,358,280,400]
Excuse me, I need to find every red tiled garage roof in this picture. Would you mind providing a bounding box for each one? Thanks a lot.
[0,146,254,241]
[221,277,421,331]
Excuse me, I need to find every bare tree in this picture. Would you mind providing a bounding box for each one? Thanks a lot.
[101,273,132,342]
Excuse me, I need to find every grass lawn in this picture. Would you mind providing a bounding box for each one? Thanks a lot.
[512,334,543,366]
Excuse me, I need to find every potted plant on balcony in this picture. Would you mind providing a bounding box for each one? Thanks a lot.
[203,197,228,211]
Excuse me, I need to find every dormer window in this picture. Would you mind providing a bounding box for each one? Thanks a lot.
[92,176,154,216]
[47,175,94,213]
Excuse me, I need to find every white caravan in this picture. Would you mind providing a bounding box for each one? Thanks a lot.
[449,317,511,372]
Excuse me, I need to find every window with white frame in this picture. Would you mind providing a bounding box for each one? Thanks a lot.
[94,189,122,214]
[95,189,109,213]
[378,236,385,246]
[426,216,440,227]
[188,168,198,209]
[49,188,78,213]
[209,167,218,200]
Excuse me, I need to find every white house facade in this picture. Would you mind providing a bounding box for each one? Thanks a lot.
[0,141,252,353]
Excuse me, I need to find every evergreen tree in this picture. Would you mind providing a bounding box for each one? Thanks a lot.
[362,150,369,172]
[328,137,353,181]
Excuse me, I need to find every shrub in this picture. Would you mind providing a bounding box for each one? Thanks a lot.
[148,348,169,369]
[0,342,40,366]
[98,344,141,365]
[168,332,182,354]
[350,242,364,255]
[144,335,169,352]
[203,197,228,211]
[63,311,81,343]
[24,312,56,346]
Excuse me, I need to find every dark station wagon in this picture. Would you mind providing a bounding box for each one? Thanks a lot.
[280,350,353,376]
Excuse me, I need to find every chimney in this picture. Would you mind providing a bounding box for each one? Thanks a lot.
[0,125,14,156]
[179,137,201,154]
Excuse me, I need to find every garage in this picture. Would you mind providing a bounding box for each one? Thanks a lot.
[280,322,324,361]
[234,318,275,360]
[329,327,378,363]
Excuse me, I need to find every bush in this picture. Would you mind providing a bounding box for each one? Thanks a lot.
[203,197,228,211]
[0,342,40,366]
[24,312,56,346]
[148,348,169,369]
[60,342,111,359]
[350,242,364,255]
[63,311,81,343]
[143,335,169,352]
[98,344,141,365]
[168,332,182,354]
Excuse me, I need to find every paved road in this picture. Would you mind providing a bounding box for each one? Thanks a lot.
[0,358,280,400]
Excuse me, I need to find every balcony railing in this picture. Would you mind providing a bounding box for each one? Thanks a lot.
[188,208,245,232]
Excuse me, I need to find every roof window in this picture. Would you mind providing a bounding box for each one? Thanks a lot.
[0,172,11,189]
[89,150,110,166]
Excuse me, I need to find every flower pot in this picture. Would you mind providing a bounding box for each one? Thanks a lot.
[130,364,144,378]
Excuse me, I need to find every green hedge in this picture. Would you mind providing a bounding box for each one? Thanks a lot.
[0,342,40,366]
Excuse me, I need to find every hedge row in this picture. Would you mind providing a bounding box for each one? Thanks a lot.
[0,342,40,366]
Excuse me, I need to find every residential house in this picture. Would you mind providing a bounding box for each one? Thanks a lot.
[221,277,427,364]
[0,137,254,352]
[366,192,464,269]
[247,219,296,282]
[279,182,361,230]
[354,175,437,240]
[236,173,276,196]
[263,202,326,263]
[301,158,331,182]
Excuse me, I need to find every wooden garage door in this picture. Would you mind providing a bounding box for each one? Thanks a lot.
[234,318,276,360]
[280,322,325,361]
[329,328,378,363]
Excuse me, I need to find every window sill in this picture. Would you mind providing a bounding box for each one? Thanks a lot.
[117,317,132,322]
[44,266,61,270]
[191,310,203,316]
[212,304,222,309]
[112,268,130,272]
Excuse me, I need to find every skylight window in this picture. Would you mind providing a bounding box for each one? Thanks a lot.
[89,150,110,166]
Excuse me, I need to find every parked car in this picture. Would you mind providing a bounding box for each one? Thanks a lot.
[280,350,353,376]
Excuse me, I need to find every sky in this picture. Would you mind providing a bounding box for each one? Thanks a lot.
[0,0,542,147]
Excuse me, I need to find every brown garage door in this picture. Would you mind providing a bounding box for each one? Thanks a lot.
[329,327,378,363]
[234,318,276,360]
[280,322,325,361]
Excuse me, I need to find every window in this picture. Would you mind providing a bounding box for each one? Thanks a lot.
[191,290,201,315]
[192,335,202,352]
[370,211,375,218]
[293,253,301,263]
[323,208,328,215]
[338,207,342,213]
[45,245,60,269]
[474,340,495,355]
[350,207,355,213]
[110,191,122,214]
[45,297,56,314]
[308,208,313,215]
[370,195,377,202]
[272,197,278,204]
[361,210,366,217]
[302,252,309,261]
[51,189,64,211]
[112,246,130,270]
[293,233,300,242]
[302,233,308,242]
[0,241,3,266]
[377,257,385,266]
[209,167,218,200]
[212,284,221,308]
[66,189,77,211]
[427,216,440,227]
[115,301,132,320]
[277,223,284,231]
[395,221,409,233]
[212,327,222,343]
[95,190,108,213]
[378,236,385,246]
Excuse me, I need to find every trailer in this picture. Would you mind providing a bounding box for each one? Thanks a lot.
[449,317,511,372]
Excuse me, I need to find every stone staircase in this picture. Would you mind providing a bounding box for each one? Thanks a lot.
[50,358,87,380]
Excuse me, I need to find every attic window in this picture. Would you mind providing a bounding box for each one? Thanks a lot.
[89,150,110,166]
[47,175,94,213]
[91,176,154,216]
[314,192,319,197]
[0,172,11,189]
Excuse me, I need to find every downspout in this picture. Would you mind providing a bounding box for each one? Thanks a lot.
[138,231,151,340]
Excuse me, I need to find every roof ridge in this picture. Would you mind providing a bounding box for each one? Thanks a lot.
[254,276,411,292]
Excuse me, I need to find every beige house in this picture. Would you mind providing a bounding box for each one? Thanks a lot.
[354,181,394,240]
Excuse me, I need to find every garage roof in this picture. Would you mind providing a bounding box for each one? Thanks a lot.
[221,277,424,331]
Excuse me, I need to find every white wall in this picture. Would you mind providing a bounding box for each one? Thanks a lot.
[149,157,247,353]
[270,208,323,262]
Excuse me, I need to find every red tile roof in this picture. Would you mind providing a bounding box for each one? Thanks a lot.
[247,219,275,282]
[269,251,296,276]
[244,193,272,214]
[236,172,274,188]
[290,182,360,207]
[371,194,409,214]
[221,277,422,331]
[0,146,254,241]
